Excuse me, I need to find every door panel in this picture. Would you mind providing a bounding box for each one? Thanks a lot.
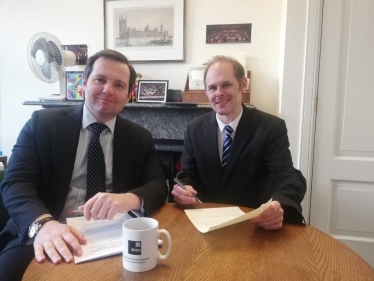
[310,0,374,266]
[341,0,374,152]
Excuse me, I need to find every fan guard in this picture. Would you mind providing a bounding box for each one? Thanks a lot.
[27,32,74,83]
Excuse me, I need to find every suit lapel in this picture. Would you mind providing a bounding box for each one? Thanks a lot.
[112,117,134,192]
[205,113,222,173]
[55,105,83,214]
[221,106,254,185]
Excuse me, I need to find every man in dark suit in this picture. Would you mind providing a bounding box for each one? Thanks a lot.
[0,49,167,279]
[172,56,306,229]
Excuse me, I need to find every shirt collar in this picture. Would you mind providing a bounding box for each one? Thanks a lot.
[216,108,243,133]
[82,104,116,133]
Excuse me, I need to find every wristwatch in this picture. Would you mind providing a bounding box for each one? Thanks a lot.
[28,217,55,239]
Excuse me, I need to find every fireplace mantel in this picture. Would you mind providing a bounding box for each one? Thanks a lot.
[23,101,213,151]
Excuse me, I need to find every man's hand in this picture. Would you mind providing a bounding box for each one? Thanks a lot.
[171,184,199,206]
[251,201,284,230]
[79,192,141,221]
[33,221,86,264]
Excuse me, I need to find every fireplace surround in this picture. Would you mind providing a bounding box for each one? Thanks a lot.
[23,101,213,150]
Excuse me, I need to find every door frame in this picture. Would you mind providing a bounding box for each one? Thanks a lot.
[282,0,324,223]
[299,0,323,223]
[280,0,325,223]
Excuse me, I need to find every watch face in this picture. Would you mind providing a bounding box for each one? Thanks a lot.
[28,223,39,238]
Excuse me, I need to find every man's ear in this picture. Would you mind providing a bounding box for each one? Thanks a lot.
[128,82,136,98]
[241,76,248,93]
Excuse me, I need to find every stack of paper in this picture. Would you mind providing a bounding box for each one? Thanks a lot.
[184,199,272,233]
[66,213,132,264]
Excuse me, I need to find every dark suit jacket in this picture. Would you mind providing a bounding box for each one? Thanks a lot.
[0,105,167,252]
[177,105,306,223]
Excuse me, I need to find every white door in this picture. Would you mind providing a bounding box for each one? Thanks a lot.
[310,0,374,266]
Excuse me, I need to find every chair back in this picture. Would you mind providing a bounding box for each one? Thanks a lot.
[0,170,10,231]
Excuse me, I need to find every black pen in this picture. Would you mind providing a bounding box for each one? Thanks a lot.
[174,178,202,203]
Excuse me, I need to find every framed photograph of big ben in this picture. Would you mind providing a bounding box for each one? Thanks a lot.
[105,0,185,63]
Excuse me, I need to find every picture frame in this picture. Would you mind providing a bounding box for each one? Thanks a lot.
[66,71,84,101]
[137,80,168,103]
[62,45,88,65]
[206,23,252,44]
[105,0,185,63]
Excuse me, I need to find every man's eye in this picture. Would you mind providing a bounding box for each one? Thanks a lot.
[95,78,104,83]
[209,86,216,91]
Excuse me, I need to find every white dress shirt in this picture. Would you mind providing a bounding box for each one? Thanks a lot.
[58,105,116,223]
[216,109,243,163]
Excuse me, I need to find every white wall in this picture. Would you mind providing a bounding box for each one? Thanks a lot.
[0,0,104,157]
[0,0,284,159]
[136,0,284,116]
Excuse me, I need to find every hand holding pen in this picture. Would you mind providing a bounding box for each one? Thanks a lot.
[173,178,202,203]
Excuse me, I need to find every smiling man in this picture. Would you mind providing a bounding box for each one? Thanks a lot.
[172,55,306,230]
[0,49,167,280]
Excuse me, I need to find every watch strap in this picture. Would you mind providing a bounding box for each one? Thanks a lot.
[36,217,55,226]
[28,216,55,239]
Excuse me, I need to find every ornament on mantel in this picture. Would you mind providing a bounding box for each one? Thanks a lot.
[132,72,143,102]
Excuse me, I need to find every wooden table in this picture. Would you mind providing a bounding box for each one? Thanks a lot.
[23,203,374,280]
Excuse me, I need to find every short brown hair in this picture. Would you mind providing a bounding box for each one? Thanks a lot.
[83,49,137,93]
[203,55,245,87]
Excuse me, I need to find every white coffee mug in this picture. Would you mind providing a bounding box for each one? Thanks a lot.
[122,217,171,272]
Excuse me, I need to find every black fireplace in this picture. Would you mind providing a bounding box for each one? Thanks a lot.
[119,103,212,201]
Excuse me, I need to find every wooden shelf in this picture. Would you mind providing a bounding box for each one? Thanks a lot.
[183,90,250,104]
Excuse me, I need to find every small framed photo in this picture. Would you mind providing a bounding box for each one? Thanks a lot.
[206,23,252,44]
[137,80,168,103]
[66,71,84,101]
[62,45,88,65]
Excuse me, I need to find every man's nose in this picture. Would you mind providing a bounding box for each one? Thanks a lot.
[103,83,114,94]
[216,86,224,96]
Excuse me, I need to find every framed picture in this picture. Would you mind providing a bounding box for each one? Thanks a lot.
[137,80,168,103]
[66,71,84,101]
[105,0,185,63]
[62,45,88,65]
[206,23,252,44]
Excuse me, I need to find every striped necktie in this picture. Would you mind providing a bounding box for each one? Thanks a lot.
[85,122,107,201]
[222,125,233,168]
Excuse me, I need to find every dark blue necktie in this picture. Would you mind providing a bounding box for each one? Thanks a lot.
[86,122,107,201]
[222,125,233,168]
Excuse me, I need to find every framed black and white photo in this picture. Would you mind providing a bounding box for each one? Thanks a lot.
[105,0,185,63]
[137,80,168,103]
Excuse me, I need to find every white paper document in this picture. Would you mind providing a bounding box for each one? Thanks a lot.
[184,199,272,233]
[66,213,132,264]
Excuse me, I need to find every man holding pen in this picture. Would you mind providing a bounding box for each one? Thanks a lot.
[172,55,306,229]
[0,49,167,280]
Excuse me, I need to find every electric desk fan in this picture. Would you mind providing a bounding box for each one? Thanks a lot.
[27,32,76,101]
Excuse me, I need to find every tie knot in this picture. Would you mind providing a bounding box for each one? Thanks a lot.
[224,125,233,135]
[90,122,107,135]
